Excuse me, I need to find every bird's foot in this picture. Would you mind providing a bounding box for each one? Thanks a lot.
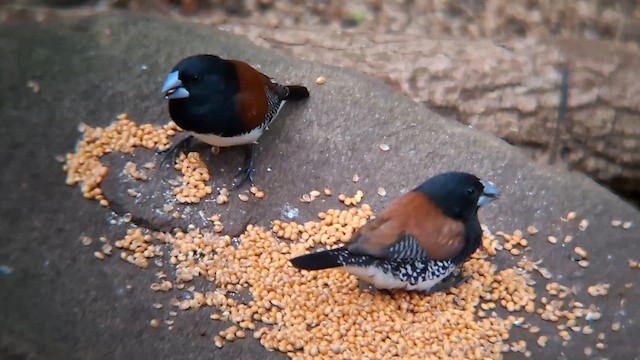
[233,165,255,189]
[158,135,194,168]
[232,143,257,189]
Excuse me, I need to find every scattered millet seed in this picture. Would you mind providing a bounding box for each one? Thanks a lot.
[255,191,265,199]
[299,193,312,203]
[101,244,113,255]
[216,194,228,205]
[173,152,213,204]
[628,260,639,268]
[611,219,622,227]
[578,219,589,231]
[238,194,249,202]
[80,235,93,246]
[209,215,220,222]
[561,211,577,221]
[379,143,390,151]
[377,187,387,196]
[127,188,140,197]
[93,251,105,260]
[611,322,621,331]
[595,342,606,350]
[352,174,359,183]
[587,283,609,297]
[547,236,557,244]
[123,161,148,181]
[578,260,590,268]
[250,186,259,195]
[150,319,160,328]
[526,226,538,235]
[315,76,326,85]
[63,117,178,204]
[564,235,573,243]
[153,303,163,309]
[574,247,588,259]
[623,221,632,229]
[214,336,224,348]
[323,187,332,196]
[584,346,593,356]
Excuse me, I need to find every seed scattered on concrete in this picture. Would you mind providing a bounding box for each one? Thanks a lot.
[377,187,387,196]
[629,259,639,269]
[578,260,590,268]
[127,188,140,197]
[315,76,326,85]
[150,319,160,328]
[526,226,538,235]
[587,283,609,296]
[611,219,622,227]
[595,342,606,350]
[574,246,588,259]
[352,174,359,183]
[173,152,213,204]
[123,161,148,181]
[622,221,632,229]
[564,235,573,243]
[93,251,105,260]
[238,193,249,202]
[379,143,390,151]
[578,219,589,231]
[101,243,113,255]
[80,235,93,246]
[611,322,621,331]
[323,187,332,196]
[547,236,557,244]
[561,211,576,222]
[584,346,593,356]
[153,303,163,309]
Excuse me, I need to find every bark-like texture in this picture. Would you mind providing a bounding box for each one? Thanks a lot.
[220,24,640,201]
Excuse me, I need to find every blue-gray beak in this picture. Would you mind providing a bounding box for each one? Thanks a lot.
[161,70,189,99]
[478,180,499,207]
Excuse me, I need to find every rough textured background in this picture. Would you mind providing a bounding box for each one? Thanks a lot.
[0,13,639,360]
[2,2,639,203]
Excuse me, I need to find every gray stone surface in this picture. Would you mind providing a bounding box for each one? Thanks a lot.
[0,12,638,360]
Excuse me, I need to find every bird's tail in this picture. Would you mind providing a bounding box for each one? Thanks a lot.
[284,85,310,101]
[290,248,350,270]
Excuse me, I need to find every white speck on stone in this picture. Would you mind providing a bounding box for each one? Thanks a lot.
[281,204,299,220]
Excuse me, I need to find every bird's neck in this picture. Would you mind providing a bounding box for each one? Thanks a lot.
[451,218,482,264]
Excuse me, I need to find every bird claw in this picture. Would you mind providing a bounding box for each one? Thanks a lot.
[232,166,255,189]
[158,135,193,168]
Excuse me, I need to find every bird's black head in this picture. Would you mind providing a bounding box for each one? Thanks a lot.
[415,172,498,222]
[161,54,235,102]
[161,54,240,133]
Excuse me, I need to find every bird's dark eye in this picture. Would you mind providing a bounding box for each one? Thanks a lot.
[466,187,476,196]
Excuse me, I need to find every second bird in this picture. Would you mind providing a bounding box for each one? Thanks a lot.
[290,172,499,293]
[161,54,310,187]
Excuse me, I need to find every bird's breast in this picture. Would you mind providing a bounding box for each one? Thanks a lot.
[191,126,265,147]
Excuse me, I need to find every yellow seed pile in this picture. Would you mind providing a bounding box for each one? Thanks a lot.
[63,114,179,206]
[114,227,160,269]
[337,190,364,206]
[173,152,213,203]
[138,206,542,360]
[66,117,622,359]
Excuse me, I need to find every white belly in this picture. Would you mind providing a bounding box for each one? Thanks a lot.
[344,265,454,292]
[191,126,264,148]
